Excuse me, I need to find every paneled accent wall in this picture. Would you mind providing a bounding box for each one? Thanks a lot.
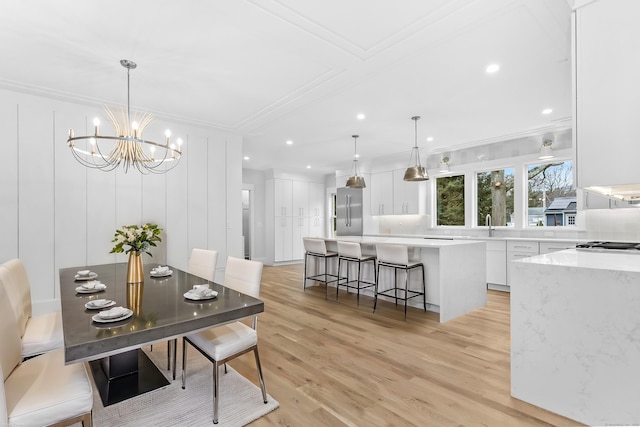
[0,88,242,313]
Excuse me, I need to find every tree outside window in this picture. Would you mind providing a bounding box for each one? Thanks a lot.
[437,175,465,226]
[477,168,514,227]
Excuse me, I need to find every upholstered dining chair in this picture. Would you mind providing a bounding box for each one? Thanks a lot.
[162,248,220,379]
[189,248,219,282]
[0,259,64,358]
[0,276,94,427]
[181,256,268,424]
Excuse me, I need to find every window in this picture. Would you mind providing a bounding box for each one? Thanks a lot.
[477,168,514,227]
[527,160,576,227]
[437,175,465,226]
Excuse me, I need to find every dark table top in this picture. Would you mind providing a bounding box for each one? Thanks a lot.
[59,262,264,364]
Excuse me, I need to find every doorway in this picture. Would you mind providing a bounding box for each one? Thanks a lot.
[242,189,251,259]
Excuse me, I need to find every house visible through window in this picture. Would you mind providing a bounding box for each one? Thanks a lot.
[527,160,576,227]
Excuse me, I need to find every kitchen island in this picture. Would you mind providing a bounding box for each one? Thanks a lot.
[319,236,486,322]
[511,249,640,426]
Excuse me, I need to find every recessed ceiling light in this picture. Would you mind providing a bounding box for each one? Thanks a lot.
[243,156,249,160]
[541,108,553,115]
[426,136,434,142]
[357,113,366,120]
[286,140,293,145]
[306,165,311,169]
[485,63,500,73]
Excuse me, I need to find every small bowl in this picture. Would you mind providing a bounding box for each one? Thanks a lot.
[77,270,91,276]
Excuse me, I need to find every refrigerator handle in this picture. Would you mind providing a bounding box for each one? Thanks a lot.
[344,195,349,226]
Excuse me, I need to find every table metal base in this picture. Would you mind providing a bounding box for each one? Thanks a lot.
[89,349,170,406]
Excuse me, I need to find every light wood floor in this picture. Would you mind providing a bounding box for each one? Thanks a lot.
[230,263,582,427]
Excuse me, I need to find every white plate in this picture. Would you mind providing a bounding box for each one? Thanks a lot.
[151,270,173,277]
[85,299,116,310]
[75,283,107,294]
[92,309,133,323]
[75,272,98,281]
[183,290,218,301]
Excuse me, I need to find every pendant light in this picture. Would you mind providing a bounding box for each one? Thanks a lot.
[403,116,429,181]
[538,137,554,160]
[345,135,366,188]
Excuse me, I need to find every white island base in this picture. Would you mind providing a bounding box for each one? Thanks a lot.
[321,236,487,323]
[511,249,640,426]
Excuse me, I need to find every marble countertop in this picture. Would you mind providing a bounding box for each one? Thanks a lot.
[366,233,588,243]
[326,235,485,248]
[514,248,640,273]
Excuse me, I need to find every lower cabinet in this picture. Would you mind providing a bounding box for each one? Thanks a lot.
[486,240,507,286]
[273,216,293,262]
[506,241,539,287]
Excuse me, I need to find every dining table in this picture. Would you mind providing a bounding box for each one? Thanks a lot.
[59,261,264,406]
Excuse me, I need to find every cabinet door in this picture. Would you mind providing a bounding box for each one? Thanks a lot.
[575,0,640,188]
[274,179,293,217]
[308,182,324,219]
[292,216,309,260]
[393,169,419,214]
[274,216,293,262]
[506,241,539,286]
[308,215,324,238]
[292,181,309,218]
[370,171,393,215]
[486,240,506,285]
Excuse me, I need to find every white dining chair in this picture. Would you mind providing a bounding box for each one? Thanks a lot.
[189,248,219,282]
[181,256,268,424]
[162,248,220,379]
[0,259,64,358]
[0,276,94,427]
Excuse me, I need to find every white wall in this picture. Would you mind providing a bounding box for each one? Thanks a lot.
[0,88,243,313]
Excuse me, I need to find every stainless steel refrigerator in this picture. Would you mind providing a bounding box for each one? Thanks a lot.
[336,187,363,236]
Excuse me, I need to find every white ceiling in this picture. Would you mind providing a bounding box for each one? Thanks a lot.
[0,0,572,174]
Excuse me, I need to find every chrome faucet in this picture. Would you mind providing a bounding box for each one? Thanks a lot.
[486,213,494,237]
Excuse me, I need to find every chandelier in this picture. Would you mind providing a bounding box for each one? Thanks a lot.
[345,134,366,188]
[67,59,183,174]
[403,116,429,181]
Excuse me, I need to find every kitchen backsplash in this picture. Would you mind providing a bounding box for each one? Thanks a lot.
[372,209,640,242]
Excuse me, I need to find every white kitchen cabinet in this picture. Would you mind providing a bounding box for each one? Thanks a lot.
[291,216,309,260]
[267,178,325,263]
[370,171,393,215]
[574,0,640,189]
[486,240,507,286]
[273,215,293,262]
[274,179,293,217]
[506,240,539,287]
[539,241,576,254]
[292,180,309,218]
[392,169,420,214]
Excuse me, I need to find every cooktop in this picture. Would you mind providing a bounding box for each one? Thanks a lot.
[576,241,640,252]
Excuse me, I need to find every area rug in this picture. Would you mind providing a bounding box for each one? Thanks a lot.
[90,344,279,426]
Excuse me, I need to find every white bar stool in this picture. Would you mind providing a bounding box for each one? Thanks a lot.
[336,241,376,305]
[303,238,339,299]
[374,243,427,320]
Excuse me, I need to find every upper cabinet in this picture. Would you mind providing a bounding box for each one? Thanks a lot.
[370,169,422,215]
[371,171,393,215]
[392,169,420,214]
[574,0,640,189]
